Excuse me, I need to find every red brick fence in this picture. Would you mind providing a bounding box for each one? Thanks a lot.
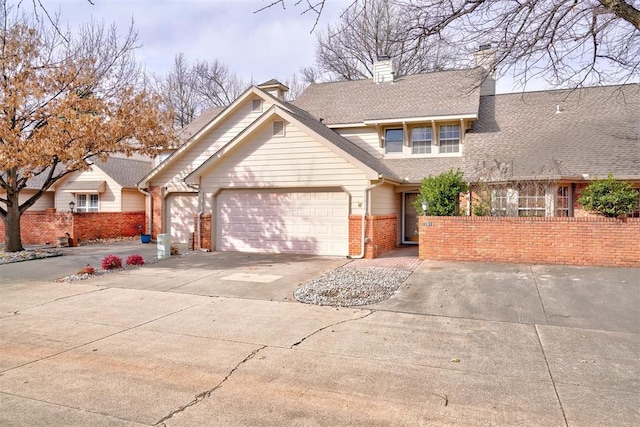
[419,216,640,268]
[0,210,146,246]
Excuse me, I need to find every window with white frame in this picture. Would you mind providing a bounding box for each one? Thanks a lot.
[439,124,460,153]
[556,186,571,217]
[411,126,432,154]
[385,128,404,154]
[76,194,99,212]
[491,188,509,216]
[518,185,546,217]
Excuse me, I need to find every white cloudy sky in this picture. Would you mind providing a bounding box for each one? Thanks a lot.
[42,0,348,84]
[38,0,538,93]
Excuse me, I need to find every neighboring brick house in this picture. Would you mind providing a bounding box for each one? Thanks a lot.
[0,156,152,245]
[138,50,639,259]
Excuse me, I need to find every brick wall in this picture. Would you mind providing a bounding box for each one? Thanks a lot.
[149,186,163,239]
[195,214,212,251]
[349,214,398,259]
[0,211,145,246]
[419,216,640,268]
[73,212,145,242]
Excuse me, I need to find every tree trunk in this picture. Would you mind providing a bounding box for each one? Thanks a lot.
[3,192,24,252]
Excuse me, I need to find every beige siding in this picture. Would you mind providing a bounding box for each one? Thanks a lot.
[370,183,400,216]
[0,190,54,211]
[337,127,383,158]
[151,98,275,191]
[54,167,121,212]
[122,189,145,212]
[201,121,369,214]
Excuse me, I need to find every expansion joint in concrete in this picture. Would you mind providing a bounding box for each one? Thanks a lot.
[154,345,267,426]
[534,325,569,426]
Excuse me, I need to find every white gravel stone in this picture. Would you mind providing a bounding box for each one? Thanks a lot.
[294,266,411,307]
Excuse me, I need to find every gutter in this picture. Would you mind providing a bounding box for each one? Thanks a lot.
[349,178,386,259]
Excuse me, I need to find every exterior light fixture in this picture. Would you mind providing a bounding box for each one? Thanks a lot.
[421,201,427,216]
[69,200,75,212]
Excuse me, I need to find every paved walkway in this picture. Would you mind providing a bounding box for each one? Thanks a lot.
[0,245,638,426]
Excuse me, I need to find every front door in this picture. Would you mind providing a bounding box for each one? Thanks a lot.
[403,193,419,244]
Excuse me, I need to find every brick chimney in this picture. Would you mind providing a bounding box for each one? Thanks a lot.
[474,44,496,96]
[373,56,394,84]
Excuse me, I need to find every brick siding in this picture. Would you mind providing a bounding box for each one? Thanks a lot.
[418,216,640,268]
[349,214,398,259]
[0,211,145,246]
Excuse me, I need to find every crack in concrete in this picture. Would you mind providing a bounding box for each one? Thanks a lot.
[290,309,375,349]
[155,345,266,426]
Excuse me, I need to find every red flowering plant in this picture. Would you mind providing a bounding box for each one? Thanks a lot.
[101,254,123,270]
[126,254,145,266]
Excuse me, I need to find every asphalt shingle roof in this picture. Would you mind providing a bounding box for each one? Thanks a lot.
[176,106,225,143]
[293,68,483,125]
[91,157,153,188]
[463,84,640,181]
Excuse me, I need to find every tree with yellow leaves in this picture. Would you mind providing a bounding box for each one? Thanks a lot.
[0,2,175,252]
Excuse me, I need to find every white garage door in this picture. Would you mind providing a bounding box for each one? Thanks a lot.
[217,189,348,256]
[167,193,198,244]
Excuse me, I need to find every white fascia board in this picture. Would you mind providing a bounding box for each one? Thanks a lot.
[363,114,478,126]
[138,86,270,188]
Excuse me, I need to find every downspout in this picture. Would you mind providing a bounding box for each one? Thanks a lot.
[349,178,386,259]
[137,187,153,236]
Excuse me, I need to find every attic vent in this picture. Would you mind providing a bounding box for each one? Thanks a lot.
[252,99,263,113]
[273,120,285,137]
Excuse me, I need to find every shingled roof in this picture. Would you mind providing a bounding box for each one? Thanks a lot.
[176,106,226,143]
[293,68,483,125]
[91,157,153,188]
[463,84,640,181]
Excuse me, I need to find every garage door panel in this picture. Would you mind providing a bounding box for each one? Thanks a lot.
[217,190,348,256]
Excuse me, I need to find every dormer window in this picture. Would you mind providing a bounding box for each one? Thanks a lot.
[252,99,263,113]
[439,125,460,153]
[384,128,403,154]
[411,127,432,154]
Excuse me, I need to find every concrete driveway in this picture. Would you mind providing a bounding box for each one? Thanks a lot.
[0,245,638,426]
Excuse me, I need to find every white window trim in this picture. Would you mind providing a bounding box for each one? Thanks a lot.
[76,193,99,213]
[384,127,404,155]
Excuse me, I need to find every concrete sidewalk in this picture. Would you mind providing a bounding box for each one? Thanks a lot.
[0,250,638,426]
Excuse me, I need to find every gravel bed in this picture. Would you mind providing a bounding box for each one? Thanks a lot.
[294,266,411,307]
[0,249,63,265]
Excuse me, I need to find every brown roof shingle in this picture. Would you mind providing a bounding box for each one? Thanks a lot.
[463,84,640,181]
[293,68,483,125]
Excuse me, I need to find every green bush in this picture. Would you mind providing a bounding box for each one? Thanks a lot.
[413,168,469,216]
[577,174,638,217]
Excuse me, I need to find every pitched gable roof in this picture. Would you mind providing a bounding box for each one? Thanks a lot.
[177,106,225,143]
[90,157,152,188]
[293,68,483,125]
[463,84,640,181]
[185,104,400,183]
[21,156,152,190]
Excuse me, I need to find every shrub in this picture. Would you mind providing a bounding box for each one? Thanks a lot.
[413,168,469,216]
[577,174,639,217]
[101,254,123,270]
[78,265,95,275]
[126,254,145,266]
